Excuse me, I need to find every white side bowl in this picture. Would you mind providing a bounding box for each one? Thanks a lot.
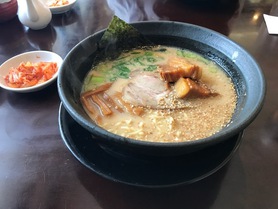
[45,0,76,14]
[0,51,63,93]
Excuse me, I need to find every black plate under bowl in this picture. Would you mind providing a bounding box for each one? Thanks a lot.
[58,103,243,188]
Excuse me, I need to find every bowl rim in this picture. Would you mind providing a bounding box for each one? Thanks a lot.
[0,50,63,93]
[58,20,266,150]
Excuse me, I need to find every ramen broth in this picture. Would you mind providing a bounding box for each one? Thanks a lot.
[81,46,237,142]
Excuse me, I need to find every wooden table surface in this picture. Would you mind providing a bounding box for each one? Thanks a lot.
[1,0,278,208]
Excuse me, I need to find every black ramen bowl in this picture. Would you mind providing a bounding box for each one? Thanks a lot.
[57,21,265,157]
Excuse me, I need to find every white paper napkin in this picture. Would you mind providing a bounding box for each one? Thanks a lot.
[263,14,278,34]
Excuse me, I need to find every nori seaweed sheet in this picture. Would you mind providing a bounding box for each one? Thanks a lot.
[96,16,153,61]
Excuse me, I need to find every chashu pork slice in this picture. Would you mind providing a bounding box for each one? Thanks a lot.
[159,57,202,83]
[121,72,196,109]
[122,73,170,108]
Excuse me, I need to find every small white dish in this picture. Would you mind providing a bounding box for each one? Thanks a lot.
[0,50,63,93]
[45,0,76,14]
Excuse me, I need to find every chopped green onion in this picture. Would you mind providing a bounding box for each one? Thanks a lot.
[145,51,153,56]
[144,65,157,71]
[90,76,105,83]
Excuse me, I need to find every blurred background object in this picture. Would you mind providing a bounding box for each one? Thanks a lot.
[106,0,244,35]
[17,0,52,30]
[0,0,18,23]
